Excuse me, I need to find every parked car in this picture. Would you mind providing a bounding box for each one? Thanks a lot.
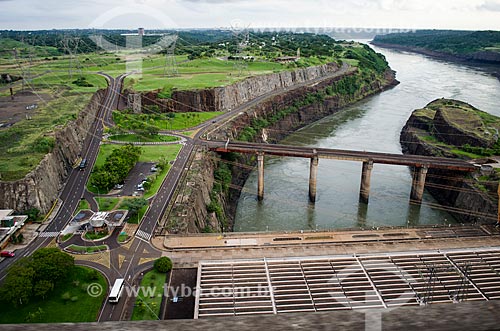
[114,184,124,190]
[137,187,145,192]
[150,166,158,172]
[0,251,15,258]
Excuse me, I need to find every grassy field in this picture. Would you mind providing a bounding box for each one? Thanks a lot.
[95,197,120,211]
[113,111,223,131]
[0,266,107,324]
[131,270,167,321]
[108,134,180,143]
[0,93,93,181]
[94,144,182,167]
[125,57,288,92]
[76,199,90,213]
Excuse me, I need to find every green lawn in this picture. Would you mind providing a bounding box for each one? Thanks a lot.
[126,57,287,92]
[122,204,149,225]
[0,266,107,324]
[95,197,120,211]
[113,111,223,131]
[76,199,90,213]
[93,144,182,169]
[145,163,173,200]
[131,270,167,321]
[108,134,180,143]
[84,231,109,241]
[118,233,129,243]
[61,234,73,242]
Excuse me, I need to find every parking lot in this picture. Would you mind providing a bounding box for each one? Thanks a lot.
[112,162,156,197]
[195,248,500,319]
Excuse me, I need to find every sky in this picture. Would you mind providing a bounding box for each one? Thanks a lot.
[0,0,500,31]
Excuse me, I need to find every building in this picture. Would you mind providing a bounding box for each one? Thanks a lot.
[138,28,145,36]
[0,210,28,250]
[274,48,301,64]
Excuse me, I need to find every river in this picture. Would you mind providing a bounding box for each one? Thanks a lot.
[233,44,500,232]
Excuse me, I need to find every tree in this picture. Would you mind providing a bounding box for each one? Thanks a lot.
[31,248,75,283]
[122,198,148,218]
[23,208,41,222]
[0,259,35,306]
[154,257,172,273]
[34,280,54,300]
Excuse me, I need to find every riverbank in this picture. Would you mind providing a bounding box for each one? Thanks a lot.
[162,63,399,234]
[400,99,498,224]
[371,42,500,81]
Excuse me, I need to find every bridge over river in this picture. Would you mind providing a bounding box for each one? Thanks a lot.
[206,141,477,204]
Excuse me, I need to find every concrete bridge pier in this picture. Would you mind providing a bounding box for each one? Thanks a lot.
[359,160,374,204]
[309,155,319,203]
[257,152,265,201]
[410,166,429,203]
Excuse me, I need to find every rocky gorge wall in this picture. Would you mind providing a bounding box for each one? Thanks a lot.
[126,63,341,113]
[165,68,399,233]
[0,90,106,214]
[401,113,497,224]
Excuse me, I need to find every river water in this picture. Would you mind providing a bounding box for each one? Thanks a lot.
[234,44,500,232]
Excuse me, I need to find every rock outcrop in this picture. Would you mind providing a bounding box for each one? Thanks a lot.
[0,91,106,214]
[126,63,341,113]
[400,101,498,224]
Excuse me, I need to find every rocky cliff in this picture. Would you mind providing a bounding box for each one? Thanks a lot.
[164,68,399,233]
[0,91,105,214]
[400,101,498,224]
[125,63,341,113]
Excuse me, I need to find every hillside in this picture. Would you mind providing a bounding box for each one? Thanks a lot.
[373,30,500,65]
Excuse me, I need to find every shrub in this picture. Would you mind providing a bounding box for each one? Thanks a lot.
[154,257,173,273]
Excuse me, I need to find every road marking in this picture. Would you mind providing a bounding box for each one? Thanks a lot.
[39,232,60,238]
[135,229,152,242]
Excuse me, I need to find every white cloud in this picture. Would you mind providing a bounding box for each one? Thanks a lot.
[0,0,499,30]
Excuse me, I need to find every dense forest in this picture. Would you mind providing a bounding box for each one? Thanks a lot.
[373,30,500,55]
[0,29,352,61]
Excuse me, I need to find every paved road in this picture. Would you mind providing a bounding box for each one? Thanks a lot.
[0,73,124,280]
[0,63,361,321]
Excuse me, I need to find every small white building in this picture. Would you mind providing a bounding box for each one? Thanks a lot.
[0,210,27,249]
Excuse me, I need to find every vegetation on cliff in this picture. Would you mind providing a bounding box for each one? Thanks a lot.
[237,45,390,142]
[0,93,94,181]
[409,99,500,159]
[373,30,500,61]
[402,99,500,206]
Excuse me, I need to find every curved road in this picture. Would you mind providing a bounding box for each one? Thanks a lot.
[1,63,359,321]
[0,73,124,280]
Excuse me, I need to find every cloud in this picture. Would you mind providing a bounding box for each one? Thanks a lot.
[478,0,500,11]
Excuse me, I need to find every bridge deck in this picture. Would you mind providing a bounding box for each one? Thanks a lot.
[206,141,477,172]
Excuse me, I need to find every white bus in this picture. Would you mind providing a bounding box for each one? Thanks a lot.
[108,278,125,303]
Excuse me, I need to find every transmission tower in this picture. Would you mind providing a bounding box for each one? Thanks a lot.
[62,37,82,79]
[159,34,178,77]
[14,44,33,91]
[231,25,250,77]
